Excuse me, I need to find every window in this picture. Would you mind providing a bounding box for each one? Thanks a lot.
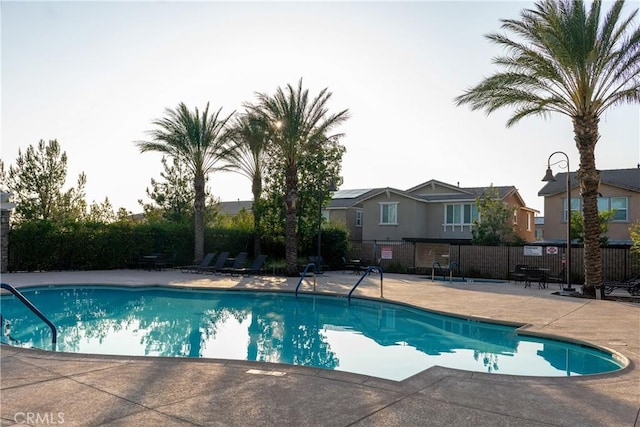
[379,203,398,225]
[563,197,581,221]
[598,197,628,221]
[527,212,532,231]
[445,203,478,225]
[355,210,363,227]
[567,196,629,221]
[513,210,518,225]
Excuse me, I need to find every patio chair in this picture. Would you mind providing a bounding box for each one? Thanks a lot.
[226,254,268,276]
[524,267,547,289]
[510,264,529,284]
[342,256,360,274]
[179,252,217,274]
[219,252,249,275]
[202,252,230,275]
[545,268,566,289]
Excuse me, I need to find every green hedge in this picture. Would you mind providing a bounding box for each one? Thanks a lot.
[7,221,250,272]
[8,220,349,272]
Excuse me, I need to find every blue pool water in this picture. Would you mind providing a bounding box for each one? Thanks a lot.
[1,286,624,381]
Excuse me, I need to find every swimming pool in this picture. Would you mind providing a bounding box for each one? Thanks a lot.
[1,285,625,381]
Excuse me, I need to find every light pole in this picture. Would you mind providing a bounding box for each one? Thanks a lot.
[542,151,574,292]
[317,179,338,273]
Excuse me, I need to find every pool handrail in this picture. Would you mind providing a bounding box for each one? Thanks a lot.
[348,266,383,303]
[295,263,317,297]
[431,261,464,282]
[1,282,57,350]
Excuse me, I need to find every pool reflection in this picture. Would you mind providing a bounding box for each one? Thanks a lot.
[1,287,624,379]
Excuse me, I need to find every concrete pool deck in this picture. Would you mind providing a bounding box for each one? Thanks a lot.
[1,269,639,426]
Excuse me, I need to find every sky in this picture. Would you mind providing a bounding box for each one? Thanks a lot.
[2,0,639,216]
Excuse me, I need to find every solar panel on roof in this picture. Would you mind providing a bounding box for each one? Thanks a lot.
[332,189,372,199]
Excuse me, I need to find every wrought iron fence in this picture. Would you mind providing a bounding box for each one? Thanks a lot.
[349,240,639,282]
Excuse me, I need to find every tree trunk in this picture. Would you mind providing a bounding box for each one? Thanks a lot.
[284,165,299,276]
[193,172,206,263]
[573,114,602,297]
[252,175,262,256]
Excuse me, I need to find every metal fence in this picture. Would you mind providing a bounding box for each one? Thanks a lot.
[350,240,639,282]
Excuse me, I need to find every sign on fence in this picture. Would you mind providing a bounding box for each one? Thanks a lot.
[546,246,559,255]
[524,246,543,256]
[381,247,393,259]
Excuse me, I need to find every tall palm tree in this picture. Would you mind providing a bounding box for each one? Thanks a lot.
[455,0,640,296]
[248,79,349,276]
[227,112,270,256]
[136,102,235,262]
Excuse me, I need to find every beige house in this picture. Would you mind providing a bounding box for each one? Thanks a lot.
[328,180,537,243]
[538,167,639,244]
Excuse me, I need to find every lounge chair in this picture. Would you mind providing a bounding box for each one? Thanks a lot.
[202,252,230,275]
[604,274,640,296]
[225,254,268,276]
[219,252,248,275]
[179,252,216,273]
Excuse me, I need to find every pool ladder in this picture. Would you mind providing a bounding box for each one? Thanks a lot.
[348,266,383,304]
[295,263,384,304]
[1,283,58,350]
[295,263,318,297]
[431,261,463,282]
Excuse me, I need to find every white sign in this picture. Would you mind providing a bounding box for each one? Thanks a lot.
[524,246,543,256]
[381,247,393,259]
[546,246,559,255]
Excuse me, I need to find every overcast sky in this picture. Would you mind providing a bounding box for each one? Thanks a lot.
[3,0,638,215]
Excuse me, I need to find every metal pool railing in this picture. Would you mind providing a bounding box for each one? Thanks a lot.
[1,282,57,350]
[348,266,383,303]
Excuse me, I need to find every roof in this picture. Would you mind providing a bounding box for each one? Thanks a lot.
[218,200,253,215]
[538,168,640,197]
[415,186,518,203]
[329,188,379,209]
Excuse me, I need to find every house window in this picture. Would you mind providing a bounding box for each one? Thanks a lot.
[598,197,629,221]
[513,210,518,225]
[445,204,478,226]
[379,203,398,225]
[355,210,363,227]
[527,212,532,232]
[563,197,581,221]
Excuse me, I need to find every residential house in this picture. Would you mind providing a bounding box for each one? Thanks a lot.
[219,180,537,244]
[538,167,640,244]
[328,180,537,243]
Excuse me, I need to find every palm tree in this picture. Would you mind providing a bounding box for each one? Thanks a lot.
[248,79,349,276]
[455,0,640,296]
[136,102,235,262]
[227,112,270,256]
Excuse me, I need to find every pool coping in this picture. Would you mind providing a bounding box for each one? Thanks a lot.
[1,269,639,426]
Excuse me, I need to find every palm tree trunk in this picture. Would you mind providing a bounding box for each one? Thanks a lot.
[574,114,602,297]
[252,175,262,256]
[193,172,206,262]
[284,165,299,276]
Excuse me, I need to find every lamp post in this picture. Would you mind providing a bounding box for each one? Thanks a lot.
[317,179,338,273]
[542,151,574,292]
